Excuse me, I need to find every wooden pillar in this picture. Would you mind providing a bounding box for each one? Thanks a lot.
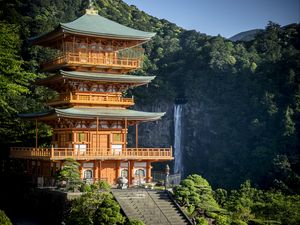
[94,160,98,182]
[135,123,138,148]
[116,161,121,180]
[96,117,99,152]
[98,161,102,181]
[73,36,75,53]
[124,118,127,150]
[146,161,152,183]
[35,119,38,149]
[129,160,134,186]
[79,162,83,179]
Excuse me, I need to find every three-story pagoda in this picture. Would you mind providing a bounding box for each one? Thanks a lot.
[10,6,173,186]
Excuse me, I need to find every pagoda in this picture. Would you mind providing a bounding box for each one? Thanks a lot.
[10,5,173,186]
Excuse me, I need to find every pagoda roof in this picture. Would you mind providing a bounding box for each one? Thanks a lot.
[36,70,155,85]
[19,107,165,121]
[31,12,155,44]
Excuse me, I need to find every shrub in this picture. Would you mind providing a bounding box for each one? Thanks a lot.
[66,192,125,225]
[93,180,111,191]
[56,158,83,192]
[0,210,12,225]
[195,217,209,225]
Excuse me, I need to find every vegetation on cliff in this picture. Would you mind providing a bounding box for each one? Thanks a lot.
[174,174,300,225]
[0,0,299,192]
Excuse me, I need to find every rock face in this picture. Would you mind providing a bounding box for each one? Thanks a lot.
[129,99,217,183]
[128,100,174,149]
[128,100,205,176]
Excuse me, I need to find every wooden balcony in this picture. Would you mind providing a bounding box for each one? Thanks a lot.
[42,52,143,72]
[47,92,134,107]
[10,147,173,161]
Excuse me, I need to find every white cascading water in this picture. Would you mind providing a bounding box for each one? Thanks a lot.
[174,104,183,174]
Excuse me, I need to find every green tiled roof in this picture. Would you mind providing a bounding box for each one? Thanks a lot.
[32,13,155,43]
[60,13,155,40]
[19,108,165,121]
[36,70,155,84]
[35,70,155,87]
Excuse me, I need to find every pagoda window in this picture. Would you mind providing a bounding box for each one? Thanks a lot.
[121,169,128,178]
[84,170,93,179]
[135,169,146,177]
[113,133,122,142]
[78,133,85,142]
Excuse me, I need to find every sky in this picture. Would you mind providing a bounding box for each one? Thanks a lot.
[123,0,300,38]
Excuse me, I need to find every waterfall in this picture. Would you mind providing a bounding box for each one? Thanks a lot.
[174,104,183,174]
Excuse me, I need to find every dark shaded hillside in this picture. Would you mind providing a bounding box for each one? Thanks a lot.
[0,0,299,191]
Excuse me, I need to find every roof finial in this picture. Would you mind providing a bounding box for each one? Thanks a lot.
[86,0,98,15]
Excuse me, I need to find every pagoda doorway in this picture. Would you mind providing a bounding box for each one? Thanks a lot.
[91,134,109,153]
[100,161,116,184]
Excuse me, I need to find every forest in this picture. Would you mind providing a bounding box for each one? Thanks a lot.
[0,0,299,223]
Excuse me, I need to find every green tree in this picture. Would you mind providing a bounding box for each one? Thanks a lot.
[0,22,36,114]
[57,158,82,191]
[66,192,125,225]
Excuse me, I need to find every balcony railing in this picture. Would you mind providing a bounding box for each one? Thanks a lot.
[47,93,134,107]
[10,147,173,161]
[42,52,143,71]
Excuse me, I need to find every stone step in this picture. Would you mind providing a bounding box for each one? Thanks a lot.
[112,189,191,225]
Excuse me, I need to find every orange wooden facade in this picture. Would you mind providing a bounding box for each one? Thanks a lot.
[10,8,173,186]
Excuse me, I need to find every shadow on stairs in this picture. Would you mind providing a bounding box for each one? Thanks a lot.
[112,189,192,225]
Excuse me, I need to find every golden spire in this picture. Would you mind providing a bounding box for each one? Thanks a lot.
[85,0,98,15]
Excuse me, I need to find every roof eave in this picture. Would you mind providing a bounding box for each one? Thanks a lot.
[61,26,155,41]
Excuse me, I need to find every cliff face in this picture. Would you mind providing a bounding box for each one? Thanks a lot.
[128,100,174,149]
[128,99,212,179]
[130,99,230,188]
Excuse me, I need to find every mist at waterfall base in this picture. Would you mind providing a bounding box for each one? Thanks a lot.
[173,104,183,175]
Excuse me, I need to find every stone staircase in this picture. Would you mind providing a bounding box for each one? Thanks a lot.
[112,189,192,225]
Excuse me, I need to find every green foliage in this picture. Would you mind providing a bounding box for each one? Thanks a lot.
[174,174,222,215]
[91,180,111,191]
[223,180,300,225]
[66,192,125,225]
[195,217,209,225]
[0,210,12,225]
[174,175,300,225]
[80,183,92,193]
[0,22,36,114]
[174,174,224,224]
[57,158,83,191]
[214,189,228,207]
